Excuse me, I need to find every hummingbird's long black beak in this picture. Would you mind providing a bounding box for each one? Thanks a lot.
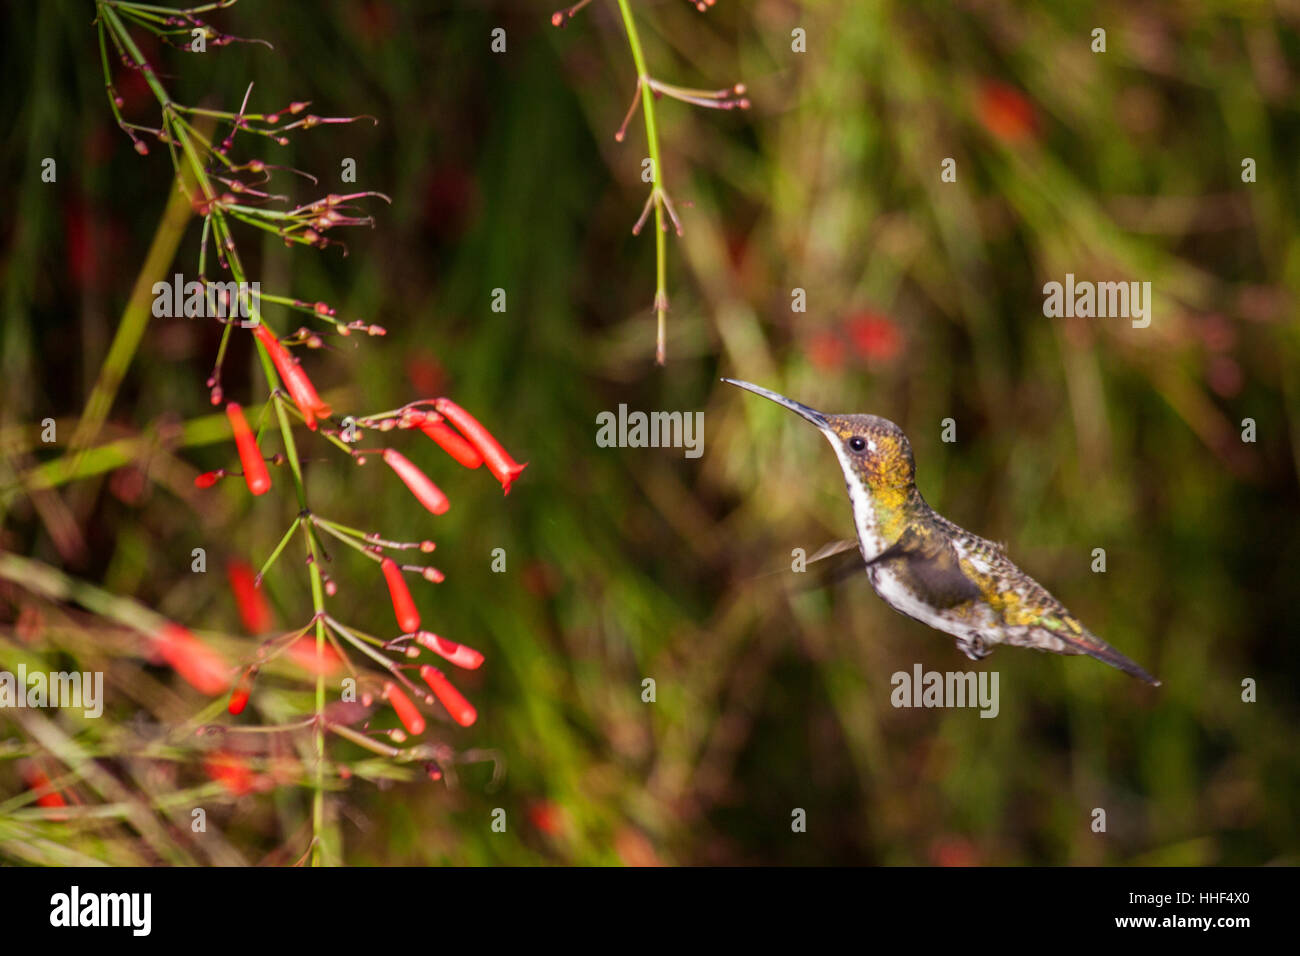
[722,378,830,429]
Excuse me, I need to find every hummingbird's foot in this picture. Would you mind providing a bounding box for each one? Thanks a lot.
[958,634,993,660]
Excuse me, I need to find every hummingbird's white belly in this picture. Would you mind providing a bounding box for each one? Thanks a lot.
[866,564,957,632]
[866,564,1002,657]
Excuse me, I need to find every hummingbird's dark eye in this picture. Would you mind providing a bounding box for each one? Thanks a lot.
[849,436,867,452]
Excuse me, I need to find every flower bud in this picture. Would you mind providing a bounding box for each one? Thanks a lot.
[419,665,477,727]
[382,449,449,515]
[433,399,527,493]
[420,417,484,469]
[252,323,332,429]
[384,681,425,735]
[226,402,271,496]
[226,559,272,633]
[415,631,484,670]
[228,668,255,715]
[381,557,421,634]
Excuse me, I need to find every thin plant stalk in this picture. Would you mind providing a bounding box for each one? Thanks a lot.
[615,0,669,365]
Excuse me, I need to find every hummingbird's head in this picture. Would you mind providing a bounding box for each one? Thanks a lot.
[722,379,915,493]
[820,412,915,491]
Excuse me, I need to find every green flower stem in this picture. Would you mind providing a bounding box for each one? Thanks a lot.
[258,515,302,581]
[327,724,401,759]
[615,0,669,364]
[96,4,337,865]
[98,5,172,107]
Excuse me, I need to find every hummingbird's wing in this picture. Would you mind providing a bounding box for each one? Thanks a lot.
[797,538,867,590]
[864,526,983,609]
[807,538,860,564]
[748,538,862,586]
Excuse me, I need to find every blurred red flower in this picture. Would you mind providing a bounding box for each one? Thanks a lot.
[22,764,69,812]
[153,623,230,695]
[806,311,902,369]
[977,80,1037,143]
[405,353,446,396]
[845,311,903,362]
[227,559,273,634]
[807,329,847,371]
[930,836,980,867]
[287,635,344,675]
[527,800,564,836]
[203,751,257,797]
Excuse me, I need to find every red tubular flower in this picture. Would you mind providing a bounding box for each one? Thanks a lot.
[433,398,527,493]
[226,559,273,634]
[382,449,450,515]
[806,330,847,371]
[528,800,563,836]
[420,416,484,469]
[381,557,421,633]
[153,623,230,695]
[225,402,271,495]
[845,312,902,363]
[228,669,253,715]
[22,765,68,811]
[976,80,1037,144]
[204,751,256,797]
[419,664,477,727]
[194,470,223,489]
[415,631,484,670]
[384,681,426,735]
[252,323,332,429]
[287,635,344,675]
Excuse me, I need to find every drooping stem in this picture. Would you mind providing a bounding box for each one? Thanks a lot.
[615,0,669,365]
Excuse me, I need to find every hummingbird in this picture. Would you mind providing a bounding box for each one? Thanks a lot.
[723,378,1160,685]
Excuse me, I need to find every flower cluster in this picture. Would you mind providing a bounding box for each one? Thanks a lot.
[91,0,524,860]
[188,364,526,743]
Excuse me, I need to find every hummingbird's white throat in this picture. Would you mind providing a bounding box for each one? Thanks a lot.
[821,429,890,562]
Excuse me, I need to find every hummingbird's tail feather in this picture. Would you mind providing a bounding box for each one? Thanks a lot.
[1045,628,1161,686]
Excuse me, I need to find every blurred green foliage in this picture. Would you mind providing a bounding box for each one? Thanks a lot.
[1,0,1297,865]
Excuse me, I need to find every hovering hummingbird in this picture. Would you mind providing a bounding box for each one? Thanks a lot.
[723,378,1160,685]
